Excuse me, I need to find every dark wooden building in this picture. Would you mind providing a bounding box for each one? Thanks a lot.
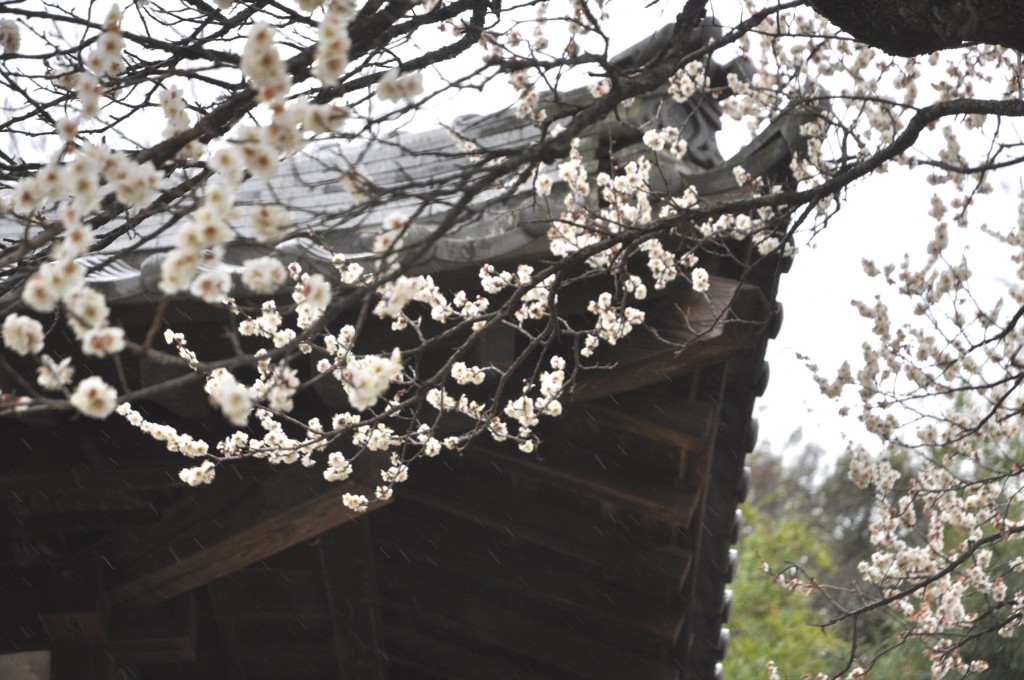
[1,24,813,680]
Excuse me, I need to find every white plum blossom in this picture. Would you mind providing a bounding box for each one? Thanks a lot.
[80,326,126,357]
[376,69,424,102]
[84,6,125,78]
[342,349,403,410]
[314,3,352,84]
[251,204,294,243]
[374,275,427,319]
[535,173,553,197]
[293,273,332,328]
[37,355,74,391]
[159,249,202,295]
[22,260,85,313]
[70,376,118,419]
[176,216,231,252]
[342,493,368,513]
[241,22,291,102]
[2,314,45,356]
[323,452,354,482]
[179,460,217,486]
[586,292,645,346]
[0,19,20,54]
[205,369,253,426]
[242,257,287,294]
[691,267,710,293]
[190,270,233,304]
[374,211,408,253]
[642,127,679,152]
[451,362,486,385]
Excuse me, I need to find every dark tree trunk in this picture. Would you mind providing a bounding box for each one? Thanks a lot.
[810,0,1024,56]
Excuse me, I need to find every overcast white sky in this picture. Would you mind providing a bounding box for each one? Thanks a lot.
[756,168,1023,466]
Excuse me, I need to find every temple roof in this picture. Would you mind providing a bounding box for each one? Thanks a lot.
[0,22,807,680]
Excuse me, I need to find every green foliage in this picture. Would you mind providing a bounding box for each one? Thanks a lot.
[731,427,1024,676]
[728,444,933,677]
[726,505,848,679]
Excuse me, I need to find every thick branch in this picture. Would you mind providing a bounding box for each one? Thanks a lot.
[810,0,1024,56]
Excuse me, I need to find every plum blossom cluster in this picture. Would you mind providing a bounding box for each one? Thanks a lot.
[84,5,125,78]
[159,86,204,160]
[313,1,355,84]
[241,23,292,103]
[115,403,211,458]
[376,70,425,103]
[584,292,644,351]
[13,143,159,220]
[425,355,566,454]
[642,127,688,159]
[94,412,215,484]
[667,61,709,103]
[508,70,541,120]
[373,274,490,330]
[205,368,255,427]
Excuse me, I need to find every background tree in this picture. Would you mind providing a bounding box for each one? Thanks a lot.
[734,444,933,676]
[3,0,1024,676]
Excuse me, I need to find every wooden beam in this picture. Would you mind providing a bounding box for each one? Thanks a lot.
[399,464,692,596]
[379,567,680,680]
[582,395,714,453]
[100,463,386,607]
[211,567,329,621]
[373,508,686,646]
[107,595,196,664]
[477,444,701,526]
[317,521,388,680]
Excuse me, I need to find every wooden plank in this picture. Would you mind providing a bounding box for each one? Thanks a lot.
[317,521,388,679]
[246,644,342,679]
[372,509,686,645]
[50,643,115,680]
[477,444,702,527]
[379,568,680,680]
[0,465,184,497]
[0,509,157,536]
[386,626,555,680]
[217,567,329,620]
[38,609,106,646]
[675,366,727,677]
[92,465,264,585]
[102,463,386,607]
[573,335,755,403]
[38,566,107,644]
[583,395,714,453]
[398,465,692,596]
[207,580,247,680]
[107,595,196,664]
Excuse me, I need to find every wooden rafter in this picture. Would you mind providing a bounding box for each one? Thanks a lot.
[95,463,385,607]
[572,276,770,402]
